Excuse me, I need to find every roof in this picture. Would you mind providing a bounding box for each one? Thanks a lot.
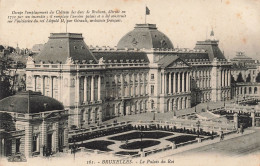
[231,52,255,63]
[157,55,190,68]
[34,33,97,64]
[92,51,150,63]
[117,24,174,49]
[0,91,64,114]
[194,40,226,61]
[232,52,252,60]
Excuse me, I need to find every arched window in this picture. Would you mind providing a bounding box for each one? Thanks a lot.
[249,87,252,94]
[254,87,258,94]
[151,100,154,109]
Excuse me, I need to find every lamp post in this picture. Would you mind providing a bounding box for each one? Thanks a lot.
[139,128,144,152]
[71,138,77,161]
[196,120,200,138]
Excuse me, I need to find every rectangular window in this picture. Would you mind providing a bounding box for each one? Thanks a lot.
[151,85,154,95]
[151,74,154,80]
[16,138,20,153]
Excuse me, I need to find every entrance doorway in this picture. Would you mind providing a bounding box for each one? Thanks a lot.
[47,133,52,156]
[58,130,64,152]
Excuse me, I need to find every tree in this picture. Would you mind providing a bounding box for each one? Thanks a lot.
[246,74,251,82]
[0,54,14,99]
[0,45,4,52]
[0,112,16,132]
[236,72,245,83]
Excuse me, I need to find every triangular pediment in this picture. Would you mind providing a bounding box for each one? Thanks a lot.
[166,58,190,68]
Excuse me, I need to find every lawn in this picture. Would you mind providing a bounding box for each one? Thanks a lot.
[166,135,200,144]
[120,140,161,150]
[80,140,115,151]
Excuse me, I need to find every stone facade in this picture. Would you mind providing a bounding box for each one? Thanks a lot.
[25,24,232,128]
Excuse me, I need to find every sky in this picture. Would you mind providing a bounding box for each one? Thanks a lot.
[0,0,260,59]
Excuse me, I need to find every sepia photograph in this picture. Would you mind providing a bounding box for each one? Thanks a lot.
[0,0,260,165]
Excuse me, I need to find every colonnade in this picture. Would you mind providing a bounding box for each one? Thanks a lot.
[221,69,231,87]
[161,71,190,95]
[78,75,101,104]
[34,75,60,100]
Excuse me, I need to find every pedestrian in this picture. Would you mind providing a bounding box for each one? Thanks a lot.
[221,132,224,140]
[241,125,244,134]
[43,145,46,156]
[220,131,224,141]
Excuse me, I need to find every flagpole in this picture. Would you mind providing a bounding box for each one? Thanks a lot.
[145,5,146,24]
[145,13,146,24]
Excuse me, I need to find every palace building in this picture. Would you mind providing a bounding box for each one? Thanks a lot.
[25,23,232,128]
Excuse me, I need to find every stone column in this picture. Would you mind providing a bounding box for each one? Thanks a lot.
[125,74,130,96]
[226,70,228,87]
[91,76,94,102]
[120,74,124,97]
[186,72,189,92]
[164,73,167,94]
[177,73,181,93]
[138,73,141,96]
[54,122,59,153]
[251,112,255,127]
[161,72,165,94]
[224,70,226,87]
[58,76,62,101]
[50,76,53,98]
[98,75,101,100]
[229,70,231,86]
[169,72,172,94]
[234,113,238,129]
[173,72,176,93]
[222,70,225,87]
[182,72,185,92]
[143,73,146,95]
[197,71,200,88]
[24,123,32,157]
[83,76,87,102]
[133,74,136,96]
[32,75,36,91]
[41,76,44,95]
[218,70,221,88]
[40,120,47,156]
[130,74,132,96]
